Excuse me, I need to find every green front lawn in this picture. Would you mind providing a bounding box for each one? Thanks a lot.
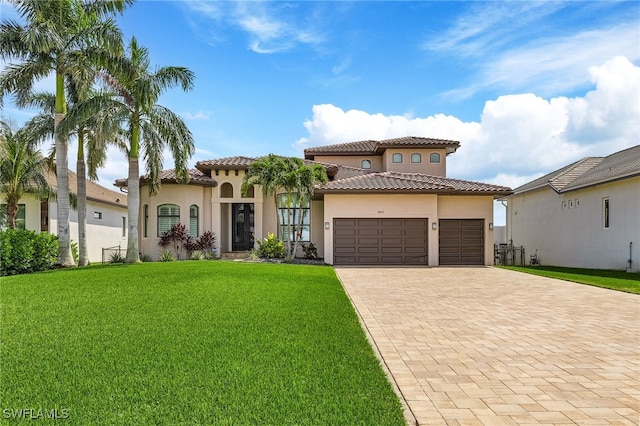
[499,265,640,294]
[0,262,405,425]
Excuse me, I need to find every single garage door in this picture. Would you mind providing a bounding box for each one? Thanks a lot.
[439,219,484,265]
[334,218,427,265]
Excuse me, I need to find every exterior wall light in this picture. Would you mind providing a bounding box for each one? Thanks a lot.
[324,222,330,230]
[432,222,438,230]
[489,223,494,230]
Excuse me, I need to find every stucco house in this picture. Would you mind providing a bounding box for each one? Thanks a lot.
[1,171,128,263]
[118,136,512,266]
[504,145,640,272]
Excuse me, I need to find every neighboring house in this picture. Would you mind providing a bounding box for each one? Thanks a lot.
[117,136,512,266]
[1,171,128,263]
[504,145,640,272]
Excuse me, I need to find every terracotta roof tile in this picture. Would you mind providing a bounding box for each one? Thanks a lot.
[315,171,512,195]
[114,168,217,188]
[304,136,460,158]
[196,156,256,170]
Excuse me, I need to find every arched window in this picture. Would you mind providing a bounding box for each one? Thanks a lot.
[392,153,403,163]
[429,152,441,163]
[220,182,233,198]
[189,205,199,237]
[361,159,372,169]
[411,153,422,163]
[157,204,179,236]
[242,185,255,198]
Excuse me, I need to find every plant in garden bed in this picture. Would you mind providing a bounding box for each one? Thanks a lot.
[256,233,285,259]
[159,250,175,262]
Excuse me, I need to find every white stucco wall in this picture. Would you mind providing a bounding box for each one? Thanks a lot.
[506,177,640,271]
[322,193,496,266]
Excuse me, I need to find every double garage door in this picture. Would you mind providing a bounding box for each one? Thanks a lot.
[333,218,484,266]
[334,218,428,265]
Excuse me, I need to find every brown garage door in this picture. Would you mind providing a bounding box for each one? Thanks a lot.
[334,218,427,265]
[439,219,484,265]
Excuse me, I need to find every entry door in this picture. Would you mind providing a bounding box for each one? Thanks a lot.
[232,203,255,251]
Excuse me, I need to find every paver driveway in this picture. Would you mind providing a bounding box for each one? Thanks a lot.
[336,267,640,426]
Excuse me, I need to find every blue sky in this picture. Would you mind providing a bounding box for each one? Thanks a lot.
[2,1,639,223]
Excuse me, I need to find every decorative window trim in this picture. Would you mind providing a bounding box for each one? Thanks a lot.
[392,153,403,163]
[411,153,422,163]
[429,152,440,163]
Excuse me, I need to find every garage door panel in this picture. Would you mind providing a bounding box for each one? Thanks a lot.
[439,219,484,265]
[334,218,427,265]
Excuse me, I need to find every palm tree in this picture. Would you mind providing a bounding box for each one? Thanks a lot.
[0,0,130,266]
[0,119,52,229]
[100,37,195,263]
[22,84,123,266]
[242,155,327,260]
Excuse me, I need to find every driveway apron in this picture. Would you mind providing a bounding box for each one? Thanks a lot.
[336,267,640,425]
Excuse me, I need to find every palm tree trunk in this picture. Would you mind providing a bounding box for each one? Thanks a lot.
[76,157,89,266]
[55,111,75,267]
[5,202,17,230]
[125,157,141,263]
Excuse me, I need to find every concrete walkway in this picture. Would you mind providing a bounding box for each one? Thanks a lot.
[336,267,640,425]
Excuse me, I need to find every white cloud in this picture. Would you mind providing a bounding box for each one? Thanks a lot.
[294,56,639,190]
[182,110,210,121]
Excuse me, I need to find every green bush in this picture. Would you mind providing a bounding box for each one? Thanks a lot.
[257,233,285,259]
[160,250,175,262]
[0,229,58,276]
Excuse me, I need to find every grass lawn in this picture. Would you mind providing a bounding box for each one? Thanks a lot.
[499,265,640,294]
[0,262,405,425]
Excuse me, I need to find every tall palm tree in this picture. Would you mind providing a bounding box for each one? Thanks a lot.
[0,0,130,266]
[22,83,123,266]
[0,119,52,229]
[100,37,195,263]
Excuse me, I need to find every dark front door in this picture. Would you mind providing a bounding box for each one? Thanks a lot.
[232,203,255,251]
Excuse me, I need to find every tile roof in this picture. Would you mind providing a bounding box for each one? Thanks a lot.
[47,171,127,209]
[315,171,512,196]
[196,156,257,170]
[114,168,217,188]
[513,145,640,195]
[304,136,460,158]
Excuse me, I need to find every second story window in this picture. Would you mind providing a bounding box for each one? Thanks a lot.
[361,159,372,169]
[429,152,441,163]
[392,153,403,163]
[411,153,422,163]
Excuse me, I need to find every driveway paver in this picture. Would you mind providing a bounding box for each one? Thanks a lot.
[336,267,640,426]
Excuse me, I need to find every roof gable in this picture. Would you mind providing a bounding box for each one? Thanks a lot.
[513,145,640,195]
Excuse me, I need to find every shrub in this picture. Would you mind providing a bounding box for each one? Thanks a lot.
[109,251,125,264]
[197,231,216,254]
[247,248,260,261]
[257,233,285,259]
[159,224,189,259]
[0,229,58,276]
[139,253,152,262]
[301,242,318,259]
[190,250,204,260]
[160,250,175,262]
[71,240,79,264]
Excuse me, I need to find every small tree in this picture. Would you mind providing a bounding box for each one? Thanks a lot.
[159,223,189,259]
